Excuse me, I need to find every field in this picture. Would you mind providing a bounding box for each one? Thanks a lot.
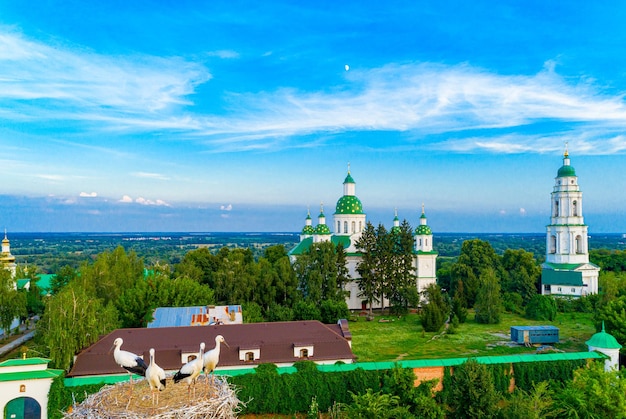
[349,310,596,362]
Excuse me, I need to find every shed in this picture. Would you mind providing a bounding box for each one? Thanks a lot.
[510,326,559,345]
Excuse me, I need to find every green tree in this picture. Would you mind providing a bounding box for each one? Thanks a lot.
[474,268,502,324]
[553,362,626,418]
[355,222,382,317]
[455,239,502,306]
[448,359,500,419]
[50,265,77,295]
[525,294,558,321]
[38,283,119,370]
[501,249,540,304]
[450,280,468,323]
[594,295,626,344]
[0,269,27,336]
[420,283,449,332]
[345,389,411,419]
[500,381,560,419]
[387,220,417,314]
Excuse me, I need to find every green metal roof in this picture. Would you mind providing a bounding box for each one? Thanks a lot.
[343,173,355,184]
[586,323,622,350]
[301,225,315,235]
[0,369,63,382]
[541,269,583,286]
[335,195,364,215]
[543,262,584,270]
[288,236,351,256]
[557,164,576,177]
[16,278,29,290]
[0,357,52,367]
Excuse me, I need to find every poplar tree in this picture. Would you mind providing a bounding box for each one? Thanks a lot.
[0,269,26,336]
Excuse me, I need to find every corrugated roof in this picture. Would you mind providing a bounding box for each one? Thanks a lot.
[0,369,63,382]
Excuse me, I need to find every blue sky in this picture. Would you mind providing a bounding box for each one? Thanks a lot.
[1,1,626,233]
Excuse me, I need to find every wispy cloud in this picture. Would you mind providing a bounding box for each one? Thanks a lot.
[79,192,97,197]
[131,172,171,181]
[3,26,626,156]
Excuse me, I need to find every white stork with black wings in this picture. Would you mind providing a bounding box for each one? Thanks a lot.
[111,337,148,398]
[174,342,205,399]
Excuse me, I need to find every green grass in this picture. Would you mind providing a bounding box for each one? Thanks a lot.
[349,310,596,362]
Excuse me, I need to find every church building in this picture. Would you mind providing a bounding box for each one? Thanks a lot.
[540,150,600,297]
[289,169,437,310]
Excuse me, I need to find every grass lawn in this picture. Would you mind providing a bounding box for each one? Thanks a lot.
[349,310,596,362]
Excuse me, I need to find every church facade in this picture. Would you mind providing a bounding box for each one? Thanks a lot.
[289,169,437,310]
[540,151,600,297]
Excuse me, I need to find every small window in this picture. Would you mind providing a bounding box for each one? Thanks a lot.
[544,284,550,291]
[344,221,348,233]
[558,287,562,292]
[300,348,309,358]
[351,221,356,233]
[337,221,341,233]
[245,352,255,362]
[571,288,575,293]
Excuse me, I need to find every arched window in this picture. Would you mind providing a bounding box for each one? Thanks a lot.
[554,200,559,217]
[419,238,422,246]
[337,221,341,233]
[344,221,348,233]
[576,235,583,253]
[550,235,557,254]
[359,221,362,232]
[351,221,356,233]
[245,352,255,362]
[573,200,578,216]
[300,348,309,358]
[425,239,428,247]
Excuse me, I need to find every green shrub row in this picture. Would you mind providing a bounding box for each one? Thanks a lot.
[513,359,587,391]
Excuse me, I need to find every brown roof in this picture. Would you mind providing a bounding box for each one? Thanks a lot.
[68,320,355,377]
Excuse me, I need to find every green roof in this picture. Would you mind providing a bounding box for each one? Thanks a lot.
[315,224,331,235]
[288,236,351,256]
[16,278,29,290]
[0,357,52,367]
[541,269,583,286]
[0,369,63,382]
[36,274,54,294]
[557,164,576,177]
[335,195,364,215]
[301,225,315,235]
[415,225,432,235]
[343,173,355,184]
[586,323,622,350]
[543,262,584,270]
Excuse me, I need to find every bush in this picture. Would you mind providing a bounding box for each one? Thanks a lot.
[525,295,558,321]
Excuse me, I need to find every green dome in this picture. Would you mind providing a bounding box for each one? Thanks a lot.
[415,225,432,235]
[586,323,622,350]
[557,164,576,177]
[344,173,355,184]
[301,225,315,235]
[335,195,364,214]
[315,224,331,235]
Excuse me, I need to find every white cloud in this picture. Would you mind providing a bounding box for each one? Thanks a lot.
[79,192,97,197]
[135,197,170,206]
[220,204,233,211]
[206,50,240,59]
[131,172,170,181]
[119,195,133,203]
[519,208,527,216]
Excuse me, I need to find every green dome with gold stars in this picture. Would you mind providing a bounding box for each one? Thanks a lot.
[315,224,331,235]
[415,224,432,235]
[335,195,364,215]
[301,225,315,235]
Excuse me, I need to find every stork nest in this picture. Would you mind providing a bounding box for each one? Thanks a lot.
[63,375,242,419]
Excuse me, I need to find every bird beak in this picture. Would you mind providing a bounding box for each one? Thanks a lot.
[109,344,115,354]
[224,341,230,348]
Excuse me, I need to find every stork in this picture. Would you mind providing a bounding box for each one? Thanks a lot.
[111,337,147,397]
[173,342,205,399]
[145,348,167,407]
[203,335,229,392]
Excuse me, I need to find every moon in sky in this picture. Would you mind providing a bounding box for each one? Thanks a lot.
[345,64,349,71]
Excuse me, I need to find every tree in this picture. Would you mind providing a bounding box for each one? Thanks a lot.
[594,295,626,345]
[355,222,381,317]
[474,268,502,324]
[50,265,77,295]
[501,249,540,304]
[500,382,559,419]
[455,239,502,307]
[387,220,417,314]
[420,283,449,332]
[525,294,558,321]
[451,280,468,323]
[0,269,27,336]
[448,359,500,419]
[38,283,119,370]
[553,362,626,418]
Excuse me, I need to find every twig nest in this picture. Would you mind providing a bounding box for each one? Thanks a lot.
[63,375,241,418]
